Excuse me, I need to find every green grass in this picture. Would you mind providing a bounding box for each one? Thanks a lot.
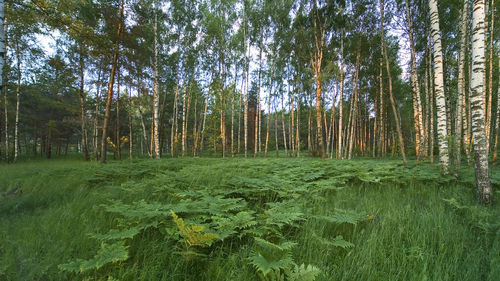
[0,157,498,281]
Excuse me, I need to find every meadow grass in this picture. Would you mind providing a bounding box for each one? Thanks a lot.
[0,157,498,281]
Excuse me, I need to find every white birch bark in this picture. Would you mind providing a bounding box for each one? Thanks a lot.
[429,0,450,172]
[152,8,160,159]
[454,0,468,171]
[470,0,492,203]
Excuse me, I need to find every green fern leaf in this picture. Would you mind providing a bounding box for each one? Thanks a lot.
[58,241,129,273]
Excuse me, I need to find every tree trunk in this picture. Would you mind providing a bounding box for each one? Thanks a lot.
[470,0,492,204]
[381,0,406,165]
[129,84,133,160]
[405,0,425,161]
[13,44,20,162]
[493,55,500,165]
[454,0,468,172]
[79,49,89,161]
[428,0,450,172]
[485,0,494,151]
[170,77,179,157]
[338,31,344,159]
[153,9,160,159]
[0,1,6,162]
[348,47,361,160]
[100,0,124,164]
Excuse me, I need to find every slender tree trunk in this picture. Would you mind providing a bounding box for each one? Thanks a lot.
[181,84,187,157]
[281,93,287,156]
[129,84,133,159]
[238,69,242,154]
[231,69,235,157]
[493,56,500,164]
[114,66,121,160]
[405,0,425,161]
[429,0,450,172]
[274,101,279,157]
[381,0,406,165]
[33,120,37,156]
[100,0,124,163]
[265,71,272,157]
[485,0,494,151]
[254,47,262,157]
[200,95,208,155]
[348,48,361,160]
[454,0,468,172]
[13,45,20,162]
[244,65,248,158]
[79,50,89,161]
[193,96,198,156]
[171,77,179,157]
[470,0,492,204]
[0,0,6,162]
[153,9,160,159]
[337,31,344,159]
[377,59,384,158]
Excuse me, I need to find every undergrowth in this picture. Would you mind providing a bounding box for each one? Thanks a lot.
[0,157,498,281]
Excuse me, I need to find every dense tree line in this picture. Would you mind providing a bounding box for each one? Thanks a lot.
[0,0,497,203]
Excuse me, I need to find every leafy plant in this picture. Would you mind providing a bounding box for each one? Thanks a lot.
[58,241,129,273]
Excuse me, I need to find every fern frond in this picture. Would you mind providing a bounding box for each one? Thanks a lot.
[58,241,129,273]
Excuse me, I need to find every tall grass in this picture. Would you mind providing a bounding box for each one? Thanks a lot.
[0,157,498,281]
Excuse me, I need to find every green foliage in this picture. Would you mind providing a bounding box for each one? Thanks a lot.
[286,264,321,281]
[248,238,296,278]
[58,241,129,273]
[1,158,499,281]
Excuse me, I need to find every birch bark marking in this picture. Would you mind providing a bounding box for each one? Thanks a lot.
[152,6,160,159]
[429,0,450,172]
[470,0,492,203]
[454,0,468,171]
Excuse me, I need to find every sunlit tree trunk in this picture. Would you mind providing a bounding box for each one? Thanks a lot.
[115,66,121,160]
[13,42,20,162]
[101,0,124,163]
[254,47,262,157]
[337,31,344,159]
[381,0,407,165]
[405,0,425,161]
[470,0,492,204]
[454,0,468,172]
[79,49,89,161]
[428,0,449,172]
[281,93,287,156]
[485,0,494,151]
[348,48,360,160]
[200,95,208,155]
[493,57,500,164]
[152,9,160,159]
[170,77,179,157]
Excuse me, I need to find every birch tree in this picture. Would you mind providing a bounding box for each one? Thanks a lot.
[470,0,492,204]
[454,0,468,172]
[428,0,450,173]
[152,4,160,159]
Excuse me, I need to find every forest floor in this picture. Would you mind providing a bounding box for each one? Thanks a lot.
[0,157,499,281]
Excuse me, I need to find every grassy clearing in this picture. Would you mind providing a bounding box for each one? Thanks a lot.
[0,157,499,281]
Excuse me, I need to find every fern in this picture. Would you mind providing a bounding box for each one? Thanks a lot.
[59,241,129,273]
[312,232,354,249]
[171,210,219,248]
[286,264,321,281]
[248,237,296,277]
[88,227,141,241]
